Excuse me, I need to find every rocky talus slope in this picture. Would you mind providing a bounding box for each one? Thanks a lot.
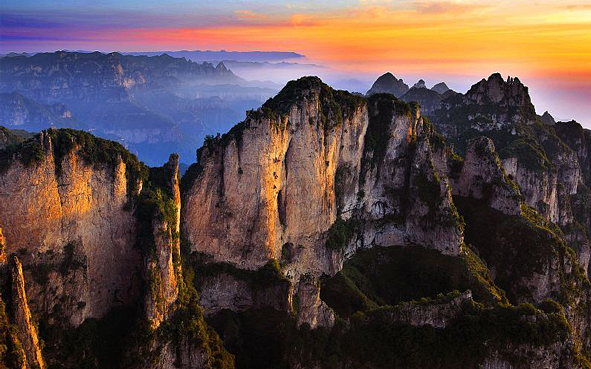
[0,75,590,369]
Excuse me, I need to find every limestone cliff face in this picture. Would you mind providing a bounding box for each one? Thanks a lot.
[353,104,463,258]
[453,137,522,215]
[432,73,589,275]
[182,78,370,277]
[0,130,143,326]
[182,79,463,283]
[294,274,334,329]
[144,155,182,329]
[555,121,591,185]
[9,256,45,369]
[0,228,6,265]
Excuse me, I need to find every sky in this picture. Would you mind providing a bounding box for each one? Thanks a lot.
[1,0,591,125]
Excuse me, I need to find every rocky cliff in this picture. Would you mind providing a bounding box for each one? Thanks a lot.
[431,73,591,278]
[182,79,462,278]
[1,73,591,369]
[180,76,591,368]
[0,129,233,368]
[0,129,144,326]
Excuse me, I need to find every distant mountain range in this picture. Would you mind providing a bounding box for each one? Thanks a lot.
[122,50,305,62]
[366,72,457,115]
[0,51,278,165]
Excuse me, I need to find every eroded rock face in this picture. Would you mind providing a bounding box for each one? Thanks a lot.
[295,274,335,329]
[0,131,142,326]
[183,79,370,277]
[154,340,209,369]
[10,256,45,369]
[182,79,464,284]
[453,137,522,215]
[198,272,292,316]
[145,155,182,329]
[378,290,472,329]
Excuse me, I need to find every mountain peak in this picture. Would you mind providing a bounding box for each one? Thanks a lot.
[465,73,533,112]
[261,76,364,117]
[431,82,450,94]
[216,61,228,71]
[413,79,427,89]
[540,111,556,125]
[366,72,410,97]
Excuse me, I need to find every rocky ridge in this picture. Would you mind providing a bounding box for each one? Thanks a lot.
[0,73,591,368]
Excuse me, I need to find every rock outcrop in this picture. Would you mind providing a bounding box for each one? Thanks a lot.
[366,72,409,97]
[453,137,522,215]
[144,154,182,329]
[9,256,45,369]
[0,128,235,369]
[400,86,443,115]
[413,79,426,89]
[294,274,335,329]
[540,111,556,125]
[0,129,144,326]
[431,82,450,94]
[182,78,463,282]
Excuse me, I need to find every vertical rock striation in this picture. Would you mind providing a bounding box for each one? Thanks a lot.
[0,129,144,326]
[144,154,182,329]
[9,256,45,369]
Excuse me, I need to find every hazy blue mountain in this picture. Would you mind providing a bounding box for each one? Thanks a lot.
[0,51,277,165]
[122,49,305,62]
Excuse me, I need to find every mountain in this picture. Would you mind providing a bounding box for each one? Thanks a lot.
[1,75,591,369]
[0,91,85,131]
[400,86,443,115]
[0,51,277,166]
[413,79,427,89]
[431,82,451,94]
[123,50,305,62]
[0,51,240,102]
[540,110,557,125]
[366,72,410,97]
[0,126,33,149]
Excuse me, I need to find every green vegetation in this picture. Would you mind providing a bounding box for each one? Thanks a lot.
[325,217,360,251]
[321,245,506,319]
[448,149,464,179]
[262,76,365,131]
[454,195,589,304]
[363,93,412,168]
[499,137,551,172]
[59,242,85,276]
[191,254,289,292]
[208,285,582,369]
[0,128,149,198]
[0,136,44,174]
[47,129,146,177]
[161,268,235,369]
[39,307,138,369]
[415,171,441,210]
[329,300,576,369]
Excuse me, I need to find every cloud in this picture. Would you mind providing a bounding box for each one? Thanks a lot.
[413,1,488,14]
[234,10,268,19]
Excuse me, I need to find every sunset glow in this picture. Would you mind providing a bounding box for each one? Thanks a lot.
[3,0,590,123]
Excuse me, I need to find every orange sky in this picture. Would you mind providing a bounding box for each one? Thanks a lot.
[3,0,591,122]
[112,1,591,83]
